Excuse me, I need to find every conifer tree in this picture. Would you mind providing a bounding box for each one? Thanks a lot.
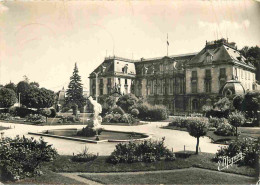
[66,63,86,115]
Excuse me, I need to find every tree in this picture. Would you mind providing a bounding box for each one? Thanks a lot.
[17,81,31,105]
[66,63,86,115]
[233,95,244,111]
[187,118,208,154]
[30,81,40,88]
[24,86,55,109]
[4,82,17,94]
[241,91,260,120]
[116,93,138,112]
[40,108,51,122]
[0,88,17,108]
[17,81,54,109]
[228,111,245,137]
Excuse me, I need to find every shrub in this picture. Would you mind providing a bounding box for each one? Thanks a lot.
[0,113,12,120]
[169,117,186,128]
[130,108,139,117]
[208,117,226,128]
[25,114,46,123]
[107,138,175,164]
[0,136,57,181]
[116,94,138,112]
[77,122,103,137]
[103,113,114,123]
[0,108,9,114]
[215,137,260,167]
[113,113,122,123]
[214,122,236,136]
[228,111,246,136]
[111,106,125,115]
[71,146,97,162]
[10,107,37,118]
[49,108,56,118]
[134,103,168,121]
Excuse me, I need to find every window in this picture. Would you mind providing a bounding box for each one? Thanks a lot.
[220,79,226,89]
[192,71,197,78]
[160,64,163,73]
[205,81,211,93]
[169,78,173,94]
[192,99,199,111]
[220,68,226,77]
[118,78,121,84]
[100,79,103,84]
[192,82,197,93]
[205,69,211,78]
[100,88,103,95]
[107,78,111,85]
[153,80,156,94]
[180,79,183,94]
[125,79,127,85]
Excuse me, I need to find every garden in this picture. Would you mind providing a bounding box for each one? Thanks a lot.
[0,135,257,184]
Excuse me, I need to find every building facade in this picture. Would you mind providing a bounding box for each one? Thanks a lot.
[89,39,257,114]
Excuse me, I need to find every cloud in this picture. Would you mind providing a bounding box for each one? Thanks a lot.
[198,19,250,32]
[0,3,8,14]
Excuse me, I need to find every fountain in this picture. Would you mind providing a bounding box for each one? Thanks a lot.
[88,96,103,140]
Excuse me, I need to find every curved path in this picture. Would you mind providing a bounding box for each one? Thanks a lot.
[0,121,222,155]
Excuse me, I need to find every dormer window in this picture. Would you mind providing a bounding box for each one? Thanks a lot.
[122,65,128,74]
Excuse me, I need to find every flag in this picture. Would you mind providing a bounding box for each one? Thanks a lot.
[167,33,169,45]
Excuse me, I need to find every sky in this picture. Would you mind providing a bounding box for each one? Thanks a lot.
[0,0,259,92]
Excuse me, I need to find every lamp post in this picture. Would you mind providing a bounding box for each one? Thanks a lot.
[93,71,100,102]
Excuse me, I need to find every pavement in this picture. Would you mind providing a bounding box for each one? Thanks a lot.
[0,121,222,156]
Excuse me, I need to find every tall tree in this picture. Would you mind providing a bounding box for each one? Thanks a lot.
[4,82,17,94]
[0,88,17,108]
[66,63,86,114]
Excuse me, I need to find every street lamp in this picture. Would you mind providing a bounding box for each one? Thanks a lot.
[93,71,100,102]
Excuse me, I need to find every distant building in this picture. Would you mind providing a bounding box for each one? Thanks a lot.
[89,39,257,114]
[54,87,66,111]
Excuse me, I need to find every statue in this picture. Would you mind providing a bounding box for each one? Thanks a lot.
[88,96,102,131]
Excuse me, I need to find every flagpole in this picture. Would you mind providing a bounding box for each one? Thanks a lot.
[167,33,169,56]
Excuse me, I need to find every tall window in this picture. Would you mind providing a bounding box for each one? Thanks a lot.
[205,69,211,93]
[220,68,226,77]
[118,78,121,84]
[192,71,197,79]
[169,78,173,94]
[191,71,197,93]
[192,82,197,93]
[153,80,156,94]
[125,79,127,85]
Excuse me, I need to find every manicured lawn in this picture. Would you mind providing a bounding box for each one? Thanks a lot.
[45,152,256,177]
[80,168,256,184]
[2,168,81,184]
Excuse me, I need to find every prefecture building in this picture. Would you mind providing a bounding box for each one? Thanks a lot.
[89,39,257,114]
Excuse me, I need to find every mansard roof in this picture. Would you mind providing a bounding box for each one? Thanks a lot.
[89,56,136,78]
[187,39,256,71]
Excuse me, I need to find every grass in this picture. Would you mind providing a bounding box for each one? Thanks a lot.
[45,152,256,177]
[80,168,256,184]
[2,167,81,184]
